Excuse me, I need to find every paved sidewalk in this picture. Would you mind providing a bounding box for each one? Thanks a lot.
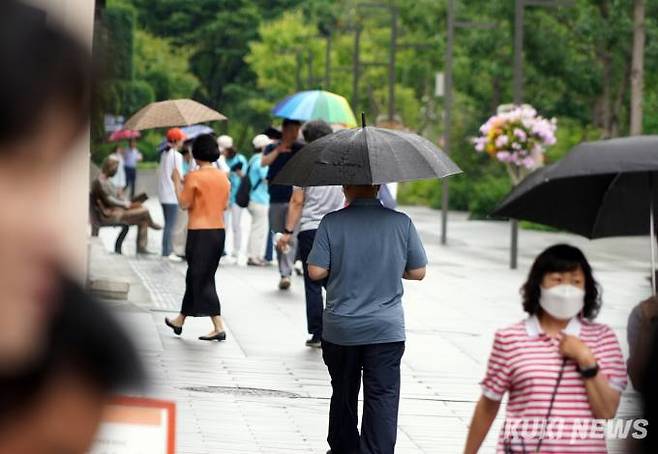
[91,198,647,453]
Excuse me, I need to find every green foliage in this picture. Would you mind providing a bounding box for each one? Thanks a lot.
[467,176,512,219]
[106,80,155,117]
[399,173,511,220]
[188,2,262,107]
[520,221,559,232]
[398,180,440,207]
[102,3,136,80]
[97,0,658,217]
[247,11,324,98]
[134,30,199,101]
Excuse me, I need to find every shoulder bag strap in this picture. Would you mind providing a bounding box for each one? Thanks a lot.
[535,358,568,453]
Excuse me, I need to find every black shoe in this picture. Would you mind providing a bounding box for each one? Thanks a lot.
[305,334,322,348]
[278,276,291,290]
[199,331,227,342]
[165,318,183,336]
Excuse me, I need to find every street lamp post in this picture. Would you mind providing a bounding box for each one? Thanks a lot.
[355,3,399,121]
[295,51,303,91]
[352,25,361,110]
[324,32,332,89]
[509,0,572,269]
[440,1,495,245]
[441,0,455,246]
[388,6,398,121]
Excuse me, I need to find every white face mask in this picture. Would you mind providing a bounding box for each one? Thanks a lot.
[539,284,585,320]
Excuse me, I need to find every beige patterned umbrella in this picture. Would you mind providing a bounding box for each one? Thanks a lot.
[123,99,227,131]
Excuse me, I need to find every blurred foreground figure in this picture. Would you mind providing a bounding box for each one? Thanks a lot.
[0,279,144,453]
[626,283,658,453]
[0,1,143,452]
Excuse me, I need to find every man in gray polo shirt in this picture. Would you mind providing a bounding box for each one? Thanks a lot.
[307,184,427,454]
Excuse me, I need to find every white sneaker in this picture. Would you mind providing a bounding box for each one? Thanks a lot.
[168,253,183,263]
[222,255,237,265]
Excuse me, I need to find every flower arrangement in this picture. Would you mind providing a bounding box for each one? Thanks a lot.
[474,104,557,184]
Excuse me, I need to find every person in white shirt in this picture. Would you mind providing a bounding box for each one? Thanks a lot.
[276,121,345,347]
[124,138,143,199]
[158,128,186,261]
[246,134,273,266]
[218,134,249,260]
[109,145,127,196]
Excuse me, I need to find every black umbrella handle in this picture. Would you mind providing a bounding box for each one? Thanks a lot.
[361,112,366,128]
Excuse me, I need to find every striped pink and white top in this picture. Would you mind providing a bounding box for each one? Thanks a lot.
[481,316,627,453]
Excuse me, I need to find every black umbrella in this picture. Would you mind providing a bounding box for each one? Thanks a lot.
[273,114,461,186]
[493,135,658,294]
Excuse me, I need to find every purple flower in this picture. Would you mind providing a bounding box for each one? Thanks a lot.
[474,137,487,152]
[495,135,509,148]
[496,151,512,163]
[513,128,527,141]
[522,157,536,169]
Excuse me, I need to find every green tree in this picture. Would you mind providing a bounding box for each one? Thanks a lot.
[134,30,199,100]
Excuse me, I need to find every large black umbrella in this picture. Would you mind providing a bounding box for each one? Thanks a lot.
[493,135,658,293]
[273,114,461,186]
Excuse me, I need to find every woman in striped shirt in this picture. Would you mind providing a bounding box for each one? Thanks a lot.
[464,244,627,453]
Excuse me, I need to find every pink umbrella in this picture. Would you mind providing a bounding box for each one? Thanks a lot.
[109,129,141,142]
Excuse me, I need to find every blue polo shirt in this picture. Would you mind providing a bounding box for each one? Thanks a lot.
[308,198,427,346]
[225,153,248,204]
[248,154,269,205]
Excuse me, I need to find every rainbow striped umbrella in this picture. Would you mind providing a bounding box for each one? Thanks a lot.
[272,90,357,127]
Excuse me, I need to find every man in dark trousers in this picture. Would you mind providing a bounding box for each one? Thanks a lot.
[261,118,303,290]
[307,184,427,454]
[277,120,345,348]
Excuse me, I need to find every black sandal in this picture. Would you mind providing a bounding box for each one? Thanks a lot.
[199,331,226,342]
[164,318,183,336]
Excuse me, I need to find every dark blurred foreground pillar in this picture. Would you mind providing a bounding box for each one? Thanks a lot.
[23,0,96,280]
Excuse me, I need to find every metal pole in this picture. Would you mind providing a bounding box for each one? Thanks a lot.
[325,33,332,89]
[441,0,455,245]
[513,0,524,105]
[352,26,361,111]
[650,173,656,296]
[307,49,314,88]
[388,6,398,121]
[510,0,525,270]
[295,51,302,91]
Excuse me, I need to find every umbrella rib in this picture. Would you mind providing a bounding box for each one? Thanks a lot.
[589,173,622,238]
[172,101,188,126]
[363,128,374,183]
[392,132,459,182]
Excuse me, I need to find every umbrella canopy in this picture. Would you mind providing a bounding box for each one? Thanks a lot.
[124,99,227,131]
[272,90,357,127]
[493,135,658,294]
[109,129,140,142]
[493,136,658,239]
[273,116,461,186]
[157,125,214,152]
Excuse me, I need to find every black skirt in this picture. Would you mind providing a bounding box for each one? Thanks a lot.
[181,229,225,317]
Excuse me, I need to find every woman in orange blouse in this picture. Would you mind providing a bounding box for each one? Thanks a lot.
[165,134,231,341]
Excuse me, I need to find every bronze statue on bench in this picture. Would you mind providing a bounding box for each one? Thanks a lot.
[91,156,161,254]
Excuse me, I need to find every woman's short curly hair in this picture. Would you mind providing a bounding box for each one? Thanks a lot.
[192,134,220,163]
[521,244,601,320]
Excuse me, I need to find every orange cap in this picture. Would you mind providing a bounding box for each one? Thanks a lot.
[166,128,187,143]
